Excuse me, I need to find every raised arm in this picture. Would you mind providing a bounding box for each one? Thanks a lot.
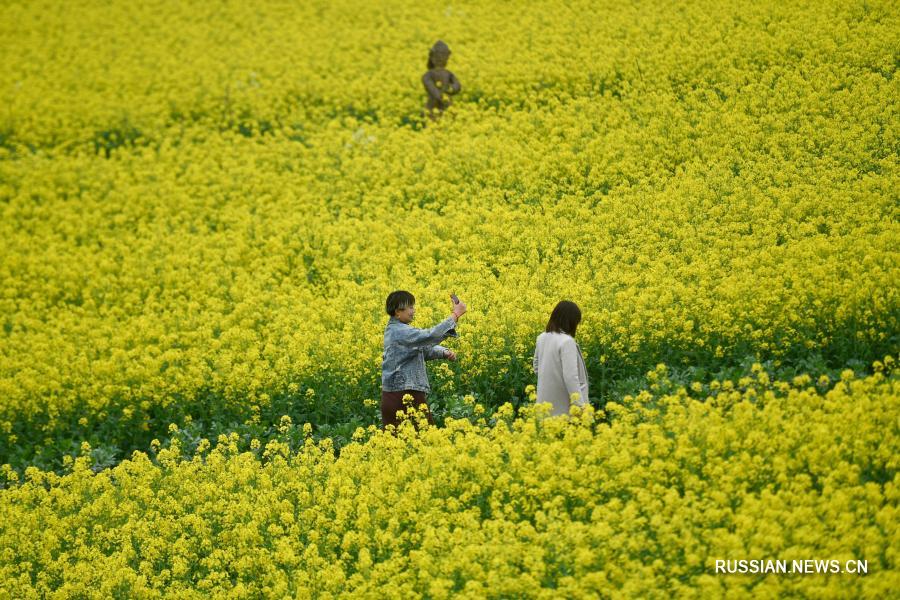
[396,317,458,349]
[397,296,466,349]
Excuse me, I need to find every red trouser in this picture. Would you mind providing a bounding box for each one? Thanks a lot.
[381,390,434,427]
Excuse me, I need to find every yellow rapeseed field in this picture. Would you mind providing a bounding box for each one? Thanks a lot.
[1,0,897,468]
[0,0,898,595]
[1,366,898,597]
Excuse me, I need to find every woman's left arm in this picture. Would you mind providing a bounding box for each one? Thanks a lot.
[560,340,587,406]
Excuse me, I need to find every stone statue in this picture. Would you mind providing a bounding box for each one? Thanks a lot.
[422,41,461,120]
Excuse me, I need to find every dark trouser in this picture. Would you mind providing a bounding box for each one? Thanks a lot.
[381,390,434,428]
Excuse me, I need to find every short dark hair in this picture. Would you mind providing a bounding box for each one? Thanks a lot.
[386,290,415,316]
[546,300,582,336]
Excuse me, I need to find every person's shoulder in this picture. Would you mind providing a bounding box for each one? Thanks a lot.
[549,331,576,346]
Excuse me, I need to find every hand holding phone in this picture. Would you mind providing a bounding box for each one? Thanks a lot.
[450,293,466,319]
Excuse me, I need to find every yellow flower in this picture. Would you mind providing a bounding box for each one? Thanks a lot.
[0,2,894,595]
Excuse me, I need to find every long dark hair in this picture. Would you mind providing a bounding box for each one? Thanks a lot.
[545,300,582,337]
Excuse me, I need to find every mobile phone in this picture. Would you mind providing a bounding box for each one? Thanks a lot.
[451,293,460,305]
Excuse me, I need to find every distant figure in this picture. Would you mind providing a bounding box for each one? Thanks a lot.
[532,301,589,416]
[422,40,461,120]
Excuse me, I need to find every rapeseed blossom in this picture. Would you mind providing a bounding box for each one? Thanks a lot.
[0,0,897,467]
[0,0,897,594]
[0,368,897,596]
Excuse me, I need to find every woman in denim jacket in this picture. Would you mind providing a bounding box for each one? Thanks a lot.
[381,290,466,427]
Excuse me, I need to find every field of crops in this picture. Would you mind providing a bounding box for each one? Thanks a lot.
[1,0,898,596]
[2,368,898,597]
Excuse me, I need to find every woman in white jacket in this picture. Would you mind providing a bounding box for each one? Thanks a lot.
[532,301,589,416]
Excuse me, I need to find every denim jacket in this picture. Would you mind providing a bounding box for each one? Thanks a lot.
[381,316,459,393]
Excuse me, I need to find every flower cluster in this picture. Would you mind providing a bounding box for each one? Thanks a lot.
[1,0,897,470]
[1,366,897,597]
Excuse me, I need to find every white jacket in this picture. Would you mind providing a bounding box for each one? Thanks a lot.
[532,331,589,416]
